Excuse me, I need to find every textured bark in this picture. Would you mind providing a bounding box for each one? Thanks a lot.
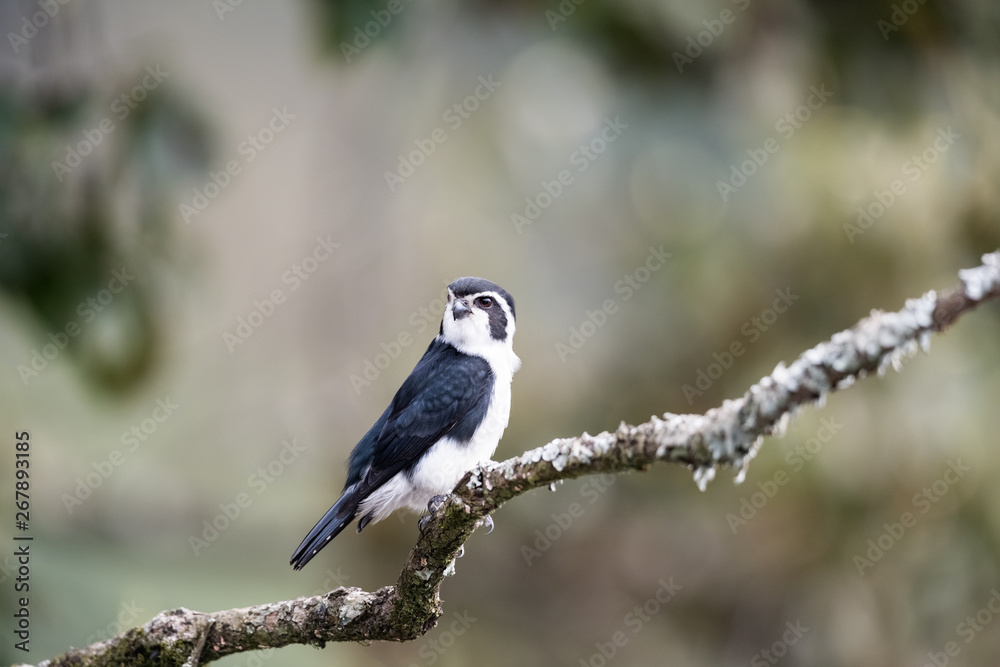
[19,251,1000,667]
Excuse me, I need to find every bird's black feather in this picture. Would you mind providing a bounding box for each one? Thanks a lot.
[368,340,493,483]
[289,338,493,569]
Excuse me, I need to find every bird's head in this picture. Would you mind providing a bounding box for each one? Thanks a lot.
[441,277,519,371]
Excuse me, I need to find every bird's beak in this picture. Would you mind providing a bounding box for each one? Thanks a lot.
[452,298,472,320]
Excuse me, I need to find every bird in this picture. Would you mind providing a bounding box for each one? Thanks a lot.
[290,277,520,570]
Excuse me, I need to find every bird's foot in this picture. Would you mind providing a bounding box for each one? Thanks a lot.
[427,494,448,514]
[419,495,450,534]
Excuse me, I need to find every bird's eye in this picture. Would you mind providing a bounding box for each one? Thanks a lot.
[475,296,493,308]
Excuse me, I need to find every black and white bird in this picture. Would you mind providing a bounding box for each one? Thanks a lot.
[290,277,519,570]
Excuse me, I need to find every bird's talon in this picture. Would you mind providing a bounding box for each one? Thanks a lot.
[427,494,448,515]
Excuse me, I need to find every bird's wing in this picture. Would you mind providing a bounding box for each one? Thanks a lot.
[364,339,494,489]
[290,340,492,569]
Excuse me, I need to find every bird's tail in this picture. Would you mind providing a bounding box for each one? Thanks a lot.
[290,485,362,570]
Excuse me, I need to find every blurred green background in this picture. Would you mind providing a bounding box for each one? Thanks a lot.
[2,0,1000,665]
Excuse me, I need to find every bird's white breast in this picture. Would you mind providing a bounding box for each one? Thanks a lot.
[409,377,511,500]
[358,368,514,522]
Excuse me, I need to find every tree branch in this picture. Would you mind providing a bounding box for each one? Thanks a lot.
[22,251,1000,667]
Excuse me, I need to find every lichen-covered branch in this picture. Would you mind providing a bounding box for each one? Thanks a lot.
[20,251,1000,667]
